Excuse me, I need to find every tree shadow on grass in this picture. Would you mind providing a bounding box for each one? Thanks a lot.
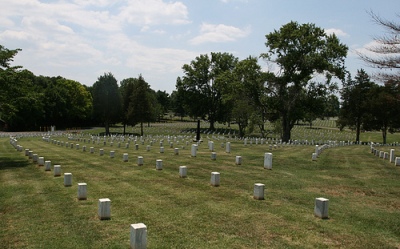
[0,157,30,170]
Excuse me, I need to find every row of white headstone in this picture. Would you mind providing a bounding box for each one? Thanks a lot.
[370,146,400,166]
[11,136,330,248]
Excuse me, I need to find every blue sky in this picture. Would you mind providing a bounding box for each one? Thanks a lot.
[0,0,399,93]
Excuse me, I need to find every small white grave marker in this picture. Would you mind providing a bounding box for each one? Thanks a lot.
[38,157,44,166]
[314,197,329,219]
[123,153,129,162]
[44,160,51,171]
[179,166,187,178]
[110,151,115,158]
[64,173,72,186]
[54,165,61,177]
[264,153,272,170]
[211,172,220,186]
[138,156,144,166]
[130,223,147,249]
[191,144,197,157]
[156,159,163,170]
[77,183,87,200]
[235,156,242,165]
[98,198,111,220]
[226,142,231,153]
[253,183,265,200]
[211,152,217,160]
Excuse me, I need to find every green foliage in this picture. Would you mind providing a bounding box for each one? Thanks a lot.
[92,72,122,135]
[179,52,239,130]
[338,69,375,141]
[262,21,348,142]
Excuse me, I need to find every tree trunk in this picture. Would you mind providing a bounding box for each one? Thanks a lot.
[281,115,291,143]
[105,122,110,136]
[123,123,126,135]
[382,125,387,144]
[140,122,144,136]
[209,120,215,130]
[355,120,361,142]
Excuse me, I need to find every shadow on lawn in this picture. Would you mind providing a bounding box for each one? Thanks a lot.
[0,157,31,170]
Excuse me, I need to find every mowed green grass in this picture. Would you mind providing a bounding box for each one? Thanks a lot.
[1,132,400,248]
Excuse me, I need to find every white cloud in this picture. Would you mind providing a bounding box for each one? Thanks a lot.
[118,0,190,26]
[189,23,251,45]
[325,28,348,37]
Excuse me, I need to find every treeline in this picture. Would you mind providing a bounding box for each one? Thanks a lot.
[1,17,399,143]
[0,45,171,133]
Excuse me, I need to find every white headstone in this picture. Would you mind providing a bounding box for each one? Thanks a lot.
[138,156,144,166]
[99,149,104,156]
[38,157,44,166]
[44,160,51,171]
[390,149,395,163]
[123,153,129,162]
[179,166,187,178]
[211,172,220,186]
[156,159,163,170]
[225,142,231,153]
[98,198,111,220]
[264,153,272,170]
[314,197,329,219]
[130,223,147,249]
[191,144,197,157]
[211,152,217,160]
[253,183,265,200]
[54,165,61,177]
[235,156,242,165]
[77,183,87,200]
[174,148,179,155]
[64,173,72,186]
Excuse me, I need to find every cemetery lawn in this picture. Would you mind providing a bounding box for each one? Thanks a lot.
[1,134,400,248]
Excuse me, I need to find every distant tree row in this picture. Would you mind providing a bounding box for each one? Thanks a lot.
[0,45,169,133]
[1,13,398,144]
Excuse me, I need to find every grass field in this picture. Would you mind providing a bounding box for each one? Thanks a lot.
[1,122,400,248]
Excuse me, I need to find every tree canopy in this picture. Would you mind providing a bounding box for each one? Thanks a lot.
[262,21,348,142]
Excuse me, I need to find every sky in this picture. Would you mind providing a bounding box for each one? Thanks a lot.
[0,0,399,93]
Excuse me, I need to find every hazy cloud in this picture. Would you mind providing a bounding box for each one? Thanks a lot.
[325,28,348,37]
[189,23,251,45]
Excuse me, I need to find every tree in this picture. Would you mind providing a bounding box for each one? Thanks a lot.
[155,90,170,121]
[357,12,400,82]
[338,69,375,142]
[126,75,155,136]
[225,56,267,137]
[363,80,400,144]
[120,78,135,135]
[178,52,238,130]
[261,21,348,142]
[170,86,186,121]
[92,72,122,135]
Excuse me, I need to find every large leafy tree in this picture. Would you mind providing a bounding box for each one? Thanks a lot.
[178,52,238,130]
[125,75,155,136]
[338,69,375,142]
[225,56,267,137]
[261,21,348,142]
[363,80,400,144]
[0,46,44,131]
[92,72,122,135]
[170,85,186,121]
